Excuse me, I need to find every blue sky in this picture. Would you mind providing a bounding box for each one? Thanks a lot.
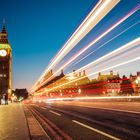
[0,0,140,90]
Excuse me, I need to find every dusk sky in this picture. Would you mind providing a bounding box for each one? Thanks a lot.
[0,0,140,90]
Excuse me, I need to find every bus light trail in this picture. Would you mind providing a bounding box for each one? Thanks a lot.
[72,37,140,74]
[31,0,120,92]
[31,3,140,93]
[43,0,120,74]
[31,10,140,93]
[60,3,140,73]
[33,37,140,96]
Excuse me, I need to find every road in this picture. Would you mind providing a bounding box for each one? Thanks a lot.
[27,101,140,140]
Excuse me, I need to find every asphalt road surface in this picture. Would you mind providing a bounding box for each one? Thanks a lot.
[28,101,140,140]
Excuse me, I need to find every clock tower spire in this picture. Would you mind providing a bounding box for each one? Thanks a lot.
[0,20,9,44]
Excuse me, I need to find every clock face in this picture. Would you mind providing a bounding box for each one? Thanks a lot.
[0,49,7,57]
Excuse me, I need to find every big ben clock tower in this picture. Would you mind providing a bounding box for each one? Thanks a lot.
[0,22,12,100]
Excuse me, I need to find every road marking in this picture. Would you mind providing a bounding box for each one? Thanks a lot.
[72,120,120,140]
[49,110,61,116]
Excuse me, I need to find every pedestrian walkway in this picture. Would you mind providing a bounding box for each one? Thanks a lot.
[0,103,30,140]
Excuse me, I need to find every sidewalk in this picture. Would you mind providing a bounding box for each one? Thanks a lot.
[0,103,30,140]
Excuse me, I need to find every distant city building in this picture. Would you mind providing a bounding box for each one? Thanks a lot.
[0,22,12,99]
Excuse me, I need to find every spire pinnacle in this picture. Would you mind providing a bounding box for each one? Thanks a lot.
[0,20,9,44]
[1,19,7,34]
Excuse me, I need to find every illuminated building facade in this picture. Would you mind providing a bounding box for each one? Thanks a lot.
[0,23,12,97]
[79,71,121,96]
[36,70,90,97]
[34,70,140,98]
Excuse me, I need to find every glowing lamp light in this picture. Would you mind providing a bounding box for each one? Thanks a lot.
[8,89,11,94]
[136,80,139,84]
[78,89,81,94]
[137,76,140,81]
[136,76,140,85]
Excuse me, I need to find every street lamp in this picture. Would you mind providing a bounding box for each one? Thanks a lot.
[8,88,11,95]
[137,76,140,81]
[136,79,139,84]
[135,77,140,84]
[78,88,81,95]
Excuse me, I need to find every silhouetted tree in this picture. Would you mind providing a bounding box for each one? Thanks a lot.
[14,88,29,100]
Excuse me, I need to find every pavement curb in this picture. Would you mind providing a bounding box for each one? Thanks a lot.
[23,105,50,140]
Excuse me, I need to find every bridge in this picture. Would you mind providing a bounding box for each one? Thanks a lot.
[1,0,140,140]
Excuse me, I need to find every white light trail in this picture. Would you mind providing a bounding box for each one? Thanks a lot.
[32,38,140,96]
[45,0,119,72]
[31,4,140,93]
[73,37,140,73]
[34,37,140,94]
[72,20,140,66]
[31,0,120,92]
[45,95,140,102]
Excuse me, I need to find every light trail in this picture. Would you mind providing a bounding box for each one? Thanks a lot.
[59,3,140,72]
[32,38,140,96]
[43,0,119,73]
[72,20,140,66]
[44,96,140,102]
[31,4,140,93]
[33,37,140,94]
[47,0,102,65]
[31,0,120,92]
[81,43,140,78]
[30,0,103,90]
[69,37,140,74]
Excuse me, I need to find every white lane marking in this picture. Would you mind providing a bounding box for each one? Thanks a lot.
[72,120,120,140]
[49,110,61,116]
